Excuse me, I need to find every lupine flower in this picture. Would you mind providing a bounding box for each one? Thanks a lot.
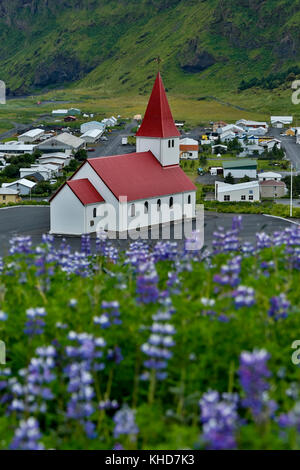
[10,417,44,450]
[214,256,242,287]
[0,311,8,321]
[81,234,91,255]
[269,294,290,320]
[99,399,119,410]
[199,391,239,450]
[136,262,159,304]
[232,285,255,309]
[9,236,32,255]
[113,406,139,438]
[24,308,46,336]
[239,349,277,421]
[278,402,300,432]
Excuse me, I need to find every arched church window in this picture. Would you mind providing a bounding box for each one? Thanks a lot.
[131,204,135,217]
[93,208,97,218]
[157,199,161,211]
[168,140,171,148]
[169,197,173,208]
[188,195,191,204]
[144,201,149,214]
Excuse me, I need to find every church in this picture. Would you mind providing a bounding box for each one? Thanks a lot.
[50,72,197,235]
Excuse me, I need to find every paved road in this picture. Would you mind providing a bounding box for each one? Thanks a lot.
[271,128,300,171]
[90,121,137,159]
[0,206,297,257]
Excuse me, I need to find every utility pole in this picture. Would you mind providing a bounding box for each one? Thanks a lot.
[290,162,293,217]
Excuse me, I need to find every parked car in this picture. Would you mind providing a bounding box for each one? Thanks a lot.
[87,148,96,152]
[100,136,108,141]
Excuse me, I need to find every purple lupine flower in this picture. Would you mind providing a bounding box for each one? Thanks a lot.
[256,232,272,250]
[81,234,91,255]
[0,311,8,321]
[278,403,300,432]
[113,405,139,438]
[232,215,243,232]
[153,241,178,262]
[10,417,44,450]
[269,293,290,320]
[107,346,123,364]
[214,256,242,287]
[232,285,255,309]
[239,349,276,421]
[9,236,32,255]
[99,399,119,410]
[199,391,239,450]
[136,262,159,304]
[24,308,46,336]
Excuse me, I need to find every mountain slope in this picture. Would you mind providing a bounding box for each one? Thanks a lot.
[1,0,300,96]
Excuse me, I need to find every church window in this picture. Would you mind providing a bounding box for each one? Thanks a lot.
[131,204,135,217]
[168,140,171,148]
[169,197,173,208]
[93,208,97,218]
[172,140,175,148]
[144,201,149,214]
[157,199,161,211]
[188,195,191,204]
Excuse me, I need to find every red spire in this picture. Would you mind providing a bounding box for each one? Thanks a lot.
[136,72,180,139]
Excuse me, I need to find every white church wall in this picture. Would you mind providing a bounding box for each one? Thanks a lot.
[136,137,180,166]
[50,185,85,235]
[136,137,161,160]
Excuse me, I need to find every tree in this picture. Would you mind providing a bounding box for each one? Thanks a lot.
[2,164,19,178]
[32,181,52,196]
[224,172,234,184]
[240,175,251,183]
[74,149,88,161]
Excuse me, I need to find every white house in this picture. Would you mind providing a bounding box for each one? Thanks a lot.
[258,171,282,182]
[0,142,36,154]
[20,164,59,181]
[236,119,268,130]
[38,151,72,168]
[2,178,36,196]
[223,159,257,179]
[18,129,45,143]
[80,121,105,134]
[179,138,199,159]
[215,181,260,202]
[52,109,68,117]
[37,133,85,152]
[50,72,196,235]
[81,128,104,144]
[271,116,293,127]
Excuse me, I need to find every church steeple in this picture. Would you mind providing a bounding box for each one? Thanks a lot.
[136,72,180,139]
[136,72,180,167]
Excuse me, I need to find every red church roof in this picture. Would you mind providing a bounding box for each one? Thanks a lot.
[66,179,104,205]
[136,72,181,139]
[87,152,196,202]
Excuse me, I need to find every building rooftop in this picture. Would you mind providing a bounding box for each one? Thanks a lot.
[85,151,196,202]
[66,179,104,205]
[223,159,257,169]
[136,72,180,139]
[19,129,44,138]
[259,180,286,186]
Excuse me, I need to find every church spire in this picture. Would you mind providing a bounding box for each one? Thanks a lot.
[136,72,180,139]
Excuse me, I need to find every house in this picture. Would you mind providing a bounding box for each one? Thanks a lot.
[18,129,45,143]
[259,139,281,151]
[0,188,21,204]
[210,167,223,176]
[212,144,228,154]
[37,133,85,153]
[212,121,228,132]
[0,142,36,154]
[258,171,282,182]
[20,164,59,181]
[285,128,295,136]
[259,180,286,198]
[246,126,268,136]
[64,116,77,122]
[239,144,264,157]
[223,159,257,179]
[52,109,68,117]
[67,108,81,116]
[179,138,199,159]
[271,116,293,127]
[2,178,36,196]
[50,72,196,235]
[215,181,260,202]
[81,128,104,144]
[80,121,105,134]
[38,152,72,168]
[102,117,117,127]
[236,119,268,130]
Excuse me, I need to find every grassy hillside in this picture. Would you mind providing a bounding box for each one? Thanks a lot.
[1,0,300,97]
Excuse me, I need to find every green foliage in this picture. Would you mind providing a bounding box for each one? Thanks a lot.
[224,172,234,184]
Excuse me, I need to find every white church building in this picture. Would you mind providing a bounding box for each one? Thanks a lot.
[50,72,196,235]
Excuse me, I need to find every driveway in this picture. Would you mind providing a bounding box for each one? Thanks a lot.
[0,206,297,257]
[90,121,137,159]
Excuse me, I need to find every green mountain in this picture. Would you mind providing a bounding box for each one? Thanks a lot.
[1,0,300,96]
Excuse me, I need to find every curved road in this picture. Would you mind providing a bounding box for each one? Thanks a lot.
[0,206,297,256]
